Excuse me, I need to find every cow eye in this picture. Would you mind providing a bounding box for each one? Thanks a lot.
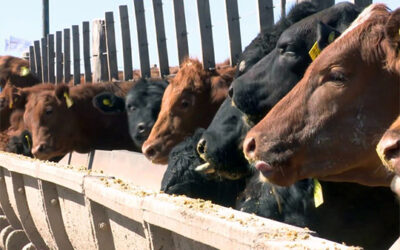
[45,106,53,115]
[127,104,136,112]
[181,99,190,109]
[326,71,347,84]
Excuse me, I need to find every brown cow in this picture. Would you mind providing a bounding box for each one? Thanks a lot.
[0,56,39,88]
[24,81,137,160]
[243,4,400,187]
[0,83,56,131]
[142,58,236,164]
[377,116,400,175]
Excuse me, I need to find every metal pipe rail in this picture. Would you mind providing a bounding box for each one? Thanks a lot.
[0,152,359,250]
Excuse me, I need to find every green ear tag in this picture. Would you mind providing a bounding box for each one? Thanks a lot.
[328,31,335,43]
[102,98,113,107]
[25,135,31,149]
[63,92,74,108]
[313,179,324,208]
[20,66,30,76]
[309,41,321,61]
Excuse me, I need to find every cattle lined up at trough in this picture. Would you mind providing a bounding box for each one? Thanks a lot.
[1,1,400,249]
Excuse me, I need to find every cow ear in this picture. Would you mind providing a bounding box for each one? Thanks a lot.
[385,8,400,72]
[55,84,74,108]
[92,92,125,113]
[316,22,341,50]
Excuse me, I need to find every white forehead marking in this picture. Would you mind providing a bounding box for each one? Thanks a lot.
[335,4,378,43]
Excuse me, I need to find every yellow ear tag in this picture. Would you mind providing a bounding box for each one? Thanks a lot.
[328,31,335,43]
[25,135,31,149]
[63,92,74,108]
[102,98,112,107]
[313,179,324,208]
[20,66,30,77]
[9,99,13,109]
[308,41,321,61]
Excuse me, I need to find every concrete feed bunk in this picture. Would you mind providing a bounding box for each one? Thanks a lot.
[0,151,359,249]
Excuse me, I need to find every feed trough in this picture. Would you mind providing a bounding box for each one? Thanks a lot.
[0,151,359,249]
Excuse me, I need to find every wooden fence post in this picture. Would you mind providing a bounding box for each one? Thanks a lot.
[119,5,133,81]
[197,0,215,70]
[72,25,80,85]
[82,21,92,83]
[55,31,63,84]
[351,0,372,9]
[173,0,189,66]
[225,0,242,66]
[64,28,71,83]
[105,12,119,81]
[47,34,55,83]
[29,46,36,75]
[33,41,42,82]
[152,0,170,77]
[92,20,109,82]
[257,0,274,32]
[133,0,151,78]
[41,37,48,82]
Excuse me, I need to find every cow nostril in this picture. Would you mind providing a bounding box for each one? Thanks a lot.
[244,137,256,159]
[197,138,207,155]
[143,145,157,159]
[137,122,146,134]
[228,86,233,98]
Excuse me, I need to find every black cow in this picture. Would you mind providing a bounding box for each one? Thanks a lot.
[197,19,344,178]
[6,130,33,157]
[235,2,318,77]
[230,2,360,120]
[163,130,399,249]
[161,128,246,208]
[93,78,167,148]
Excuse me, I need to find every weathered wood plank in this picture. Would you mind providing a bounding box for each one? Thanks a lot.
[197,0,215,69]
[119,5,133,81]
[92,20,109,82]
[47,34,55,83]
[63,28,71,83]
[105,12,119,81]
[29,46,36,75]
[173,0,189,65]
[33,41,42,82]
[41,37,48,82]
[257,0,274,32]
[82,21,92,83]
[133,0,151,78]
[152,0,170,77]
[55,31,63,84]
[72,25,81,85]
[225,0,242,66]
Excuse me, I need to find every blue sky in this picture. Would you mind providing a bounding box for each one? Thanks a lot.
[0,0,398,72]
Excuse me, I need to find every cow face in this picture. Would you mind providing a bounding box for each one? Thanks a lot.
[93,79,167,149]
[142,58,235,164]
[196,98,252,179]
[24,85,78,160]
[230,2,359,122]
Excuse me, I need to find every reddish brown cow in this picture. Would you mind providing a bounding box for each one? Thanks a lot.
[142,58,236,164]
[0,56,39,88]
[377,116,400,175]
[243,4,400,187]
[0,83,55,131]
[24,81,137,160]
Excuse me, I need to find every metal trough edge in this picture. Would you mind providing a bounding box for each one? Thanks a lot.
[0,152,360,249]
